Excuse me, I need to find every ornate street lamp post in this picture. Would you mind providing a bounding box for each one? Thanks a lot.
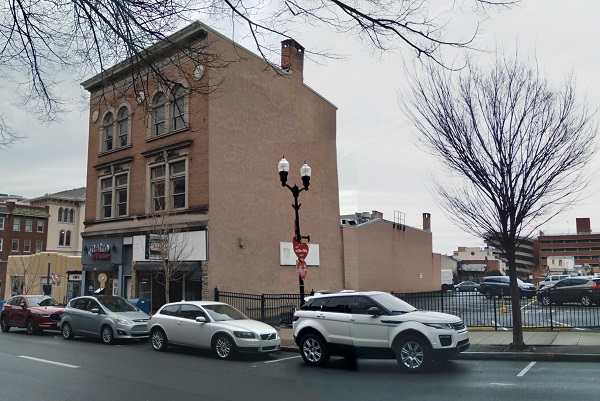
[278,156,311,303]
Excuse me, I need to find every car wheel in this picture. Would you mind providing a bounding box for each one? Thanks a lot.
[26,317,36,335]
[395,336,431,373]
[150,328,168,352]
[213,334,236,360]
[581,294,592,307]
[300,333,330,367]
[0,315,10,332]
[62,322,74,340]
[101,325,114,345]
[540,295,551,306]
[483,289,493,299]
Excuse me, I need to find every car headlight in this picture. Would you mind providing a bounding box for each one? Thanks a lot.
[115,318,133,326]
[234,331,256,339]
[424,323,454,330]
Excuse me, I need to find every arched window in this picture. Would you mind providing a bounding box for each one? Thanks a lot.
[58,208,63,222]
[69,209,74,223]
[117,106,129,147]
[102,112,114,151]
[65,231,71,247]
[152,92,166,137]
[63,209,68,222]
[59,230,65,246]
[171,84,186,131]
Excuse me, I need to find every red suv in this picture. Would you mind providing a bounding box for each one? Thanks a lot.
[1,295,64,335]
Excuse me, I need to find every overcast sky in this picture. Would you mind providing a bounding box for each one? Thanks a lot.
[2,0,600,255]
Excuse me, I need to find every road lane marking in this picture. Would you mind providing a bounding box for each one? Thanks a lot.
[264,356,302,364]
[19,356,80,369]
[517,362,536,377]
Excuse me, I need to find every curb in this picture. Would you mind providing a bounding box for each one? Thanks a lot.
[455,351,600,362]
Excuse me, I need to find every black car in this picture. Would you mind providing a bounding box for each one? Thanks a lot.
[478,276,536,299]
[537,277,600,306]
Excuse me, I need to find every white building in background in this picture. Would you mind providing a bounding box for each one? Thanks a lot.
[27,188,86,256]
[546,256,575,274]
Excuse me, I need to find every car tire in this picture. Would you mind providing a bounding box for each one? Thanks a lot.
[213,333,236,360]
[101,325,114,345]
[1,315,11,332]
[150,328,168,352]
[299,333,330,367]
[26,317,36,335]
[581,294,592,307]
[540,295,551,306]
[62,322,74,340]
[395,336,431,373]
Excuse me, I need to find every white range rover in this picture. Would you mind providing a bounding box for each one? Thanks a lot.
[293,291,469,372]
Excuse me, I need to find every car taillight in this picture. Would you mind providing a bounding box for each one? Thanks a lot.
[592,285,600,289]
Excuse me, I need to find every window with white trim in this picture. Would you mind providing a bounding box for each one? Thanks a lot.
[0,238,3,251]
[151,92,166,137]
[171,84,186,131]
[37,220,44,233]
[149,159,187,211]
[58,208,63,222]
[13,218,20,231]
[24,240,31,253]
[25,219,32,232]
[69,209,74,223]
[102,112,114,152]
[150,84,188,138]
[36,240,42,253]
[117,106,129,147]
[11,239,18,252]
[63,209,68,223]
[100,173,129,219]
[59,230,65,246]
[0,216,4,230]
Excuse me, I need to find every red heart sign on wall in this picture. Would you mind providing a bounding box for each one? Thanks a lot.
[296,260,308,280]
[293,240,309,261]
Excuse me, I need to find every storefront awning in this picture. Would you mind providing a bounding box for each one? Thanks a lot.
[82,264,117,272]
[133,261,202,272]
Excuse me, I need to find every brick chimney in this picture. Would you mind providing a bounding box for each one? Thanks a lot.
[281,39,304,77]
[423,213,431,231]
[576,218,591,234]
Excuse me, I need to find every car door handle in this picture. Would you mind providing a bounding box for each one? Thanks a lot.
[316,314,325,319]
[177,321,183,325]
[349,318,355,322]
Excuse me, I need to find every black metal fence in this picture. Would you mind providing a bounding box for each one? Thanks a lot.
[392,290,600,330]
[214,288,304,326]
[215,287,600,330]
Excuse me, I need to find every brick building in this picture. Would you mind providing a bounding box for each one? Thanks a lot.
[0,201,50,299]
[80,22,343,310]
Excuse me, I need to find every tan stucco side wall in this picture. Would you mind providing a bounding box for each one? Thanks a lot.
[4,252,82,304]
[342,221,439,293]
[206,35,344,294]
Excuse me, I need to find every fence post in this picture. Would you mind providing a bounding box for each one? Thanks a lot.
[493,296,498,331]
[261,294,266,323]
[549,303,553,331]
[214,287,219,302]
[440,290,445,313]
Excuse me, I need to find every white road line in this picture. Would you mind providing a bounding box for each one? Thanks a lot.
[19,356,80,369]
[517,361,536,377]
[264,355,302,364]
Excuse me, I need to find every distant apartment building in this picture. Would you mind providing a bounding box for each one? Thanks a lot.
[0,201,50,299]
[27,188,86,256]
[485,236,536,279]
[536,218,600,275]
[452,246,505,281]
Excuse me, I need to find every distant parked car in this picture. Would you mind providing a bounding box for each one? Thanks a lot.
[60,296,149,344]
[147,301,281,360]
[478,276,536,299]
[537,277,600,306]
[1,295,64,334]
[538,275,570,290]
[454,281,480,292]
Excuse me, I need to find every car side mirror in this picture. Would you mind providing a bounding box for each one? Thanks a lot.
[20,303,26,309]
[195,316,206,323]
[91,308,101,314]
[367,307,381,316]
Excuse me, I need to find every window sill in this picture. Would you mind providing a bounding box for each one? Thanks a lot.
[98,144,132,157]
[146,126,190,143]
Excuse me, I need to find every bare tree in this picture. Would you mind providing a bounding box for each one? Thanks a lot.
[8,255,47,295]
[0,0,516,147]
[146,209,194,304]
[404,55,597,349]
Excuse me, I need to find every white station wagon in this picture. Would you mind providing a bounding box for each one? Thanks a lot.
[148,301,281,359]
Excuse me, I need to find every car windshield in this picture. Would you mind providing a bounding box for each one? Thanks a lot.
[28,296,59,307]
[369,293,417,314]
[203,304,248,321]
[98,297,139,312]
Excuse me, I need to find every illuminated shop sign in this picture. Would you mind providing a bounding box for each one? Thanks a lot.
[88,243,111,260]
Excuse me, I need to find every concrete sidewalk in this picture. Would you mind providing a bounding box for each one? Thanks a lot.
[276,327,600,362]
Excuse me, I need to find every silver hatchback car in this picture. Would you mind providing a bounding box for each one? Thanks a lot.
[60,296,149,344]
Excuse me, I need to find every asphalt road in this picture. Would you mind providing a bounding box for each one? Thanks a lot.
[1,328,599,401]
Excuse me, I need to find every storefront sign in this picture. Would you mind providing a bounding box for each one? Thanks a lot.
[148,234,168,260]
[87,243,111,260]
[68,274,82,281]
